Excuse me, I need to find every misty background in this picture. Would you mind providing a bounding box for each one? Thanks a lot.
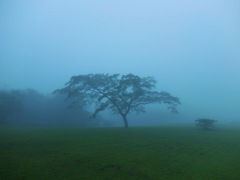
[1,0,240,126]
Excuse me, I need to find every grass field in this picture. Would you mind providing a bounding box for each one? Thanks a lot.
[1,125,240,179]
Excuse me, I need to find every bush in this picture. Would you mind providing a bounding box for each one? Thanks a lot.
[195,118,217,130]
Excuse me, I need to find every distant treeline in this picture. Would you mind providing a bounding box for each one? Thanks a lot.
[0,89,112,127]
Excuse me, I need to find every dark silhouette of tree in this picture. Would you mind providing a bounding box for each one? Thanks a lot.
[54,73,181,128]
[0,89,47,125]
[0,90,22,124]
[0,88,109,127]
[195,118,217,130]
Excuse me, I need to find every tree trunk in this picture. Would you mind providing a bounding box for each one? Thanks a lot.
[122,115,128,128]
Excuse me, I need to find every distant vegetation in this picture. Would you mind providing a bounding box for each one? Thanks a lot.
[0,74,180,127]
[0,89,111,127]
[195,118,217,130]
[54,73,181,128]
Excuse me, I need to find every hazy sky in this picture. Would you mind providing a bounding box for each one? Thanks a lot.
[1,0,240,123]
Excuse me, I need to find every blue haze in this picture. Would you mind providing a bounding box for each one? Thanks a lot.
[1,0,240,126]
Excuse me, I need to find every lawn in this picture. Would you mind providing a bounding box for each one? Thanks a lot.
[0,126,240,179]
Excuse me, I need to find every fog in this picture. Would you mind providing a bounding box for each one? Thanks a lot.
[1,0,240,127]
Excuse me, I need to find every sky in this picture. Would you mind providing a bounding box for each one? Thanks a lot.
[1,0,240,125]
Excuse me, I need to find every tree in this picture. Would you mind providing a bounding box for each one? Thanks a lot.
[195,118,217,130]
[54,73,181,128]
[0,90,22,124]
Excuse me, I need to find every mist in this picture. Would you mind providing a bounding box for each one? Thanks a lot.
[1,0,240,127]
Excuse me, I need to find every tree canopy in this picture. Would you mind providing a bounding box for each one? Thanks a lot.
[0,89,108,127]
[54,73,181,128]
[195,118,217,130]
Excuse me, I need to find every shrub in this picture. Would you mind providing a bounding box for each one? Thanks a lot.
[195,118,217,130]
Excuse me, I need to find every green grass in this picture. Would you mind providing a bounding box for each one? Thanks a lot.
[1,126,240,179]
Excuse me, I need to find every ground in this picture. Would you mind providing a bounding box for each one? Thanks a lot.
[0,125,240,179]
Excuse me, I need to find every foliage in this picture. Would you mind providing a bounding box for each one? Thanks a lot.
[0,90,23,124]
[54,73,181,128]
[0,89,110,127]
[195,118,217,130]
